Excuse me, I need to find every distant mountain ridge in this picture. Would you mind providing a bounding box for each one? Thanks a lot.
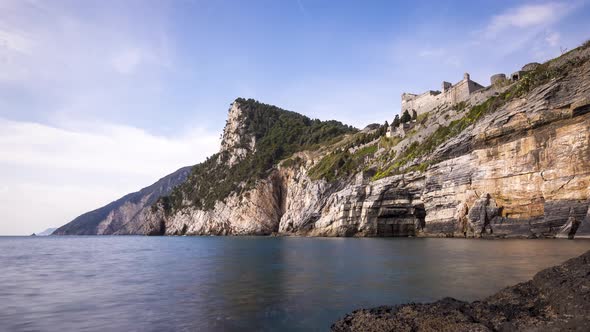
[37,228,57,236]
[53,167,192,235]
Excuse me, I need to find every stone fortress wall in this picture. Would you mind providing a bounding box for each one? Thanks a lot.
[398,62,542,118]
[401,91,440,117]
[387,64,543,139]
[401,73,485,117]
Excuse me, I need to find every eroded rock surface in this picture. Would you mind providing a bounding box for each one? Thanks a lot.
[331,250,590,332]
[145,45,590,239]
[53,167,191,235]
[56,44,590,238]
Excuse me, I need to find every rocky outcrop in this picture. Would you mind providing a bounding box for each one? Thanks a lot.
[127,44,590,238]
[417,48,590,238]
[56,43,590,238]
[53,166,192,235]
[219,102,256,167]
[331,250,590,332]
[158,171,286,235]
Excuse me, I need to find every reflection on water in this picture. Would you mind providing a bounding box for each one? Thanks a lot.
[0,236,588,331]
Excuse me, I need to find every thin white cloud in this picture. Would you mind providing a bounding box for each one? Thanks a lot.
[0,28,35,81]
[444,55,462,68]
[0,118,220,235]
[418,48,445,57]
[545,31,561,47]
[0,1,213,235]
[0,0,174,83]
[0,118,220,176]
[0,182,125,236]
[0,29,33,54]
[111,48,143,74]
[484,2,575,38]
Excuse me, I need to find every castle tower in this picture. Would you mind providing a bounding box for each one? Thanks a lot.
[442,81,452,93]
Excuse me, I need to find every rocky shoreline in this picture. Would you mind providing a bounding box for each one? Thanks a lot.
[332,250,590,331]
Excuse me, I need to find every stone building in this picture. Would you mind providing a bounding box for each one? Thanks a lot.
[490,73,507,86]
[386,121,415,138]
[400,73,485,117]
[509,62,541,81]
[387,62,545,140]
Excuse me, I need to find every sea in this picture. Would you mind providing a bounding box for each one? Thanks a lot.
[1,236,589,331]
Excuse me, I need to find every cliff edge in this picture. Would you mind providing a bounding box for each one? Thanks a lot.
[56,41,590,238]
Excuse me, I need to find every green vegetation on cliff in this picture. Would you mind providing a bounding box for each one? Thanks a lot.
[163,98,356,211]
[160,41,590,213]
[308,124,387,182]
[308,144,378,182]
[372,43,590,180]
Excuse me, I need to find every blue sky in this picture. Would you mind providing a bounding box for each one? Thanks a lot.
[1,0,589,235]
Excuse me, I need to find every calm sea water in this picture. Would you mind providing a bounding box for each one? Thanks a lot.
[1,236,589,331]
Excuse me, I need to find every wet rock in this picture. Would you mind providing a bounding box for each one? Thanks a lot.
[332,250,590,332]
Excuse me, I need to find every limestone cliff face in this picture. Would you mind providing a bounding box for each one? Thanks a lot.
[219,102,256,167]
[56,43,590,238]
[144,45,590,239]
[304,46,590,238]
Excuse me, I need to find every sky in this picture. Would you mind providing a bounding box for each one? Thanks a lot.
[1,0,589,235]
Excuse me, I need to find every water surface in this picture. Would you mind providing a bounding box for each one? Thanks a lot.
[1,236,589,331]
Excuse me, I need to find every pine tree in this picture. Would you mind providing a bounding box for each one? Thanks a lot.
[412,110,417,121]
[401,110,411,123]
[392,114,400,127]
[381,121,389,135]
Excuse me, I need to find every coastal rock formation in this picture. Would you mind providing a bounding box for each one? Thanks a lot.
[55,42,590,238]
[220,102,257,167]
[52,167,192,235]
[331,250,590,332]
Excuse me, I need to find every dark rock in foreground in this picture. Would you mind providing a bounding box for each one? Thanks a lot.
[332,250,590,332]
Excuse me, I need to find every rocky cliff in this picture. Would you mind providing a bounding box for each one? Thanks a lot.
[56,42,590,238]
[52,166,192,235]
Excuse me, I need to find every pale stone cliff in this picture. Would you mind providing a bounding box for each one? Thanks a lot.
[56,42,590,238]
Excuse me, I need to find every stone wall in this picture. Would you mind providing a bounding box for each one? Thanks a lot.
[401,75,485,116]
[401,90,442,116]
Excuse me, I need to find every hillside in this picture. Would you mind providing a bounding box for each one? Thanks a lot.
[56,41,590,238]
[52,166,192,235]
[54,99,356,235]
[37,228,57,236]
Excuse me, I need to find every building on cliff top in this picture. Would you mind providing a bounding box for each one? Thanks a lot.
[401,73,485,117]
[386,65,541,139]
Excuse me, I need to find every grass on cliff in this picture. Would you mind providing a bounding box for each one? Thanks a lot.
[372,96,503,180]
[161,98,356,212]
[373,44,589,181]
[307,124,388,182]
[308,144,378,182]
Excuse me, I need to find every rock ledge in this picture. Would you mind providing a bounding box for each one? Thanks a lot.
[332,250,590,331]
